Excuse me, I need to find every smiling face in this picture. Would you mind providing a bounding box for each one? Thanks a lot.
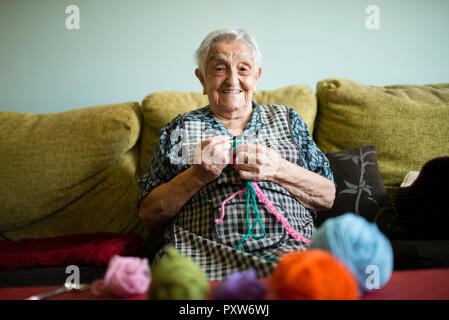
[196,40,262,115]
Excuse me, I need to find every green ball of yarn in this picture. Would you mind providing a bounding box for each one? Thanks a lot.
[148,247,209,300]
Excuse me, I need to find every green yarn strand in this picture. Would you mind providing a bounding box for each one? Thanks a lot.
[237,180,267,252]
[233,136,267,252]
[248,182,266,239]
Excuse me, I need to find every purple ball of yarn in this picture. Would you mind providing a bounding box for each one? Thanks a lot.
[213,268,268,300]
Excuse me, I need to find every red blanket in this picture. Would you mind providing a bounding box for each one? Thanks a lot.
[0,233,143,270]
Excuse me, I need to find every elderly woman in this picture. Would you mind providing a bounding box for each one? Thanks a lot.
[138,29,335,280]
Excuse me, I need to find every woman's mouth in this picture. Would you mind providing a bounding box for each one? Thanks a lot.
[222,90,242,94]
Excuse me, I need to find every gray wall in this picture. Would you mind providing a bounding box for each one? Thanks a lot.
[1,0,448,113]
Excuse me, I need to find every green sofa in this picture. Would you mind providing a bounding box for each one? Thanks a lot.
[1,78,448,284]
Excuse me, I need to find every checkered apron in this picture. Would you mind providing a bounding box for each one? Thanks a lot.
[156,105,315,280]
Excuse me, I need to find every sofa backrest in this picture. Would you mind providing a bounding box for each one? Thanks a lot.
[0,102,147,240]
[139,84,317,176]
[314,78,449,196]
[3,79,447,241]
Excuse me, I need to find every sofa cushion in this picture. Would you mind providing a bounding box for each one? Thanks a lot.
[139,84,317,175]
[0,103,147,240]
[315,78,449,190]
[315,145,390,227]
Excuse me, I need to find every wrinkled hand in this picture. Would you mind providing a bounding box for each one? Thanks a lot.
[235,144,284,182]
[192,135,231,182]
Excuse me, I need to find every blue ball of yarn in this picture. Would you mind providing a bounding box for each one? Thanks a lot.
[311,213,393,292]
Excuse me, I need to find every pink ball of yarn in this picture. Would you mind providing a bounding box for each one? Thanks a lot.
[92,255,151,297]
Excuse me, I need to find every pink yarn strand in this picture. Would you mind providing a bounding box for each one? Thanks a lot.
[216,181,311,243]
[250,181,311,244]
[216,186,247,224]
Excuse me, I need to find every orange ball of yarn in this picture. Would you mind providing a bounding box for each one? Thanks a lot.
[270,249,359,300]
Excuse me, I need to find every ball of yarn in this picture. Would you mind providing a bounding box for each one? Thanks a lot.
[270,249,359,300]
[149,247,209,300]
[213,268,268,300]
[91,255,150,298]
[311,213,393,292]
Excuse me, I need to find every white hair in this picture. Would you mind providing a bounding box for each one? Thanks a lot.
[195,28,262,77]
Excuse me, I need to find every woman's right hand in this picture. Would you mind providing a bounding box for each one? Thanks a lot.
[192,135,231,183]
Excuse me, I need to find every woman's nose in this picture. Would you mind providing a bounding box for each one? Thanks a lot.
[225,69,238,86]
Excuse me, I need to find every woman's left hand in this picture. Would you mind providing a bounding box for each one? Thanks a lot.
[235,144,284,182]
[235,143,336,211]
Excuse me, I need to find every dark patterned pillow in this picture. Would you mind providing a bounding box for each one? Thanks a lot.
[315,145,391,227]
